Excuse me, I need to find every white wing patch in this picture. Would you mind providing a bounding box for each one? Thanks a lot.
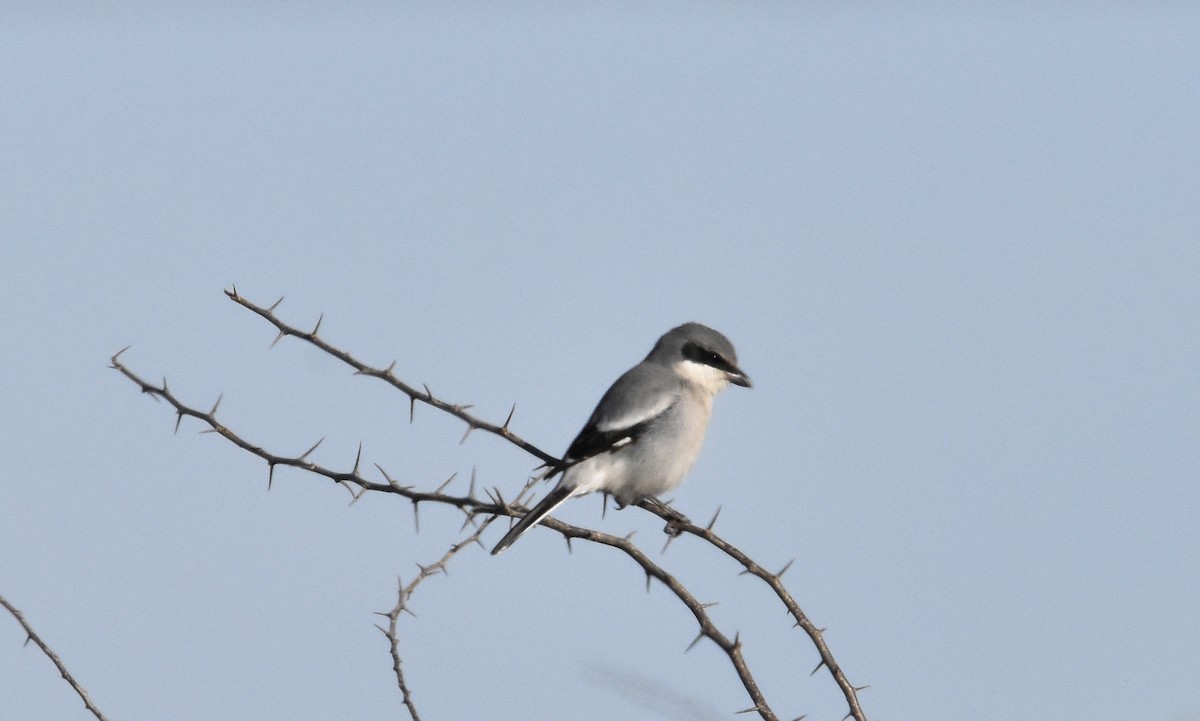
[593,392,675,433]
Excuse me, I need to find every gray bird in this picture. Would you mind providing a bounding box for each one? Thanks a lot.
[491,323,750,555]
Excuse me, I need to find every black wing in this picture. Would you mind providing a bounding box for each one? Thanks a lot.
[558,363,681,467]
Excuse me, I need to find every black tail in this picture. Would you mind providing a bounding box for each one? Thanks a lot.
[490,485,575,555]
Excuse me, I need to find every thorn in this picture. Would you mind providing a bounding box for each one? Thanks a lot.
[412,501,421,533]
[661,533,678,554]
[699,601,719,609]
[791,716,808,721]
[777,559,795,578]
[422,383,432,399]
[503,403,516,430]
[705,505,722,530]
[401,606,417,619]
[735,706,760,715]
[209,394,223,417]
[644,572,652,593]
[468,468,477,499]
[810,659,826,676]
[853,684,870,692]
[564,536,573,554]
[685,632,705,653]
[174,410,184,434]
[23,635,32,647]
[271,329,287,348]
[600,491,609,519]
[111,345,131,364]
[373,623,388,636]
[738,567,752,576]
[353,443,363,474]
[311,313,323,337]
[732,631,742,648]
[385,360,396,376]
[267,461,276,490]
[436,473,457,494]
[409,395,417,424]
[299,438,324,461]
[460,423,475,444]
[268,295,284,312]
[375,463,394,484]
[228,284,238,298]
[623,530,638,542]
[160,377,169,394]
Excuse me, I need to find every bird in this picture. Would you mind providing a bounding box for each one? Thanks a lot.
[490,322,750,555]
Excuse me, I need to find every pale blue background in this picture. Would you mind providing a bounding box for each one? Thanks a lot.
[2,5,1198,721]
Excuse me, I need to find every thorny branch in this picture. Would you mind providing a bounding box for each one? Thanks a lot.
[1,593,112,721]
[107,288,868,721]
[377,518,498,721]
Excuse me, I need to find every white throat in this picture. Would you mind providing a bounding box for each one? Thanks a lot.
[673,359,730,396]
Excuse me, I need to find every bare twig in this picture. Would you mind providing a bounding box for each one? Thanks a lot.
[377,519,496,721]
[112,352,784,719]
[1,594,112,721]
[224,286,557,467]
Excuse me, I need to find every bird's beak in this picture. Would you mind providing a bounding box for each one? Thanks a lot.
[727,368,752,388]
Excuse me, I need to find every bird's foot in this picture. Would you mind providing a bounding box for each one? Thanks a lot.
[642,496,690,536]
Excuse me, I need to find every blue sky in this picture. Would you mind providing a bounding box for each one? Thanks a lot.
[2,5,1198,721]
